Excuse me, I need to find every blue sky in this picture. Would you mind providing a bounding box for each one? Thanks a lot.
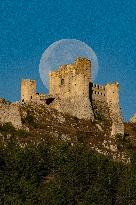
[0,0,135,121]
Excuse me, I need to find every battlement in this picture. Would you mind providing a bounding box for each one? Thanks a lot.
[91,82,120,101]
[50,58,91,76]
[74,57,91,67]
[91,83,106,100]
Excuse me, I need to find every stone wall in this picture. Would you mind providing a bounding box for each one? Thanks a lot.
[105,82,124,135]
[91,83,106,102]
[0,103,22,129]
[50,96,94,119]
[90,83,110,121]
[90,82,124,136]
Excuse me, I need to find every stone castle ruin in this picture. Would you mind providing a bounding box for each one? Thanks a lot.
[21,57,124,136]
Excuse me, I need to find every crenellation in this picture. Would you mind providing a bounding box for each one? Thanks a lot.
[91,83,106,102]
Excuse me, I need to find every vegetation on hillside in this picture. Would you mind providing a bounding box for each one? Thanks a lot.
[0,122,136,205]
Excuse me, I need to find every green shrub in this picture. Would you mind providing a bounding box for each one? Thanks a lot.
[16,129,30,138]
[95,112,105,121]
[21,113,38,128]
[115,133,131,150]
[0,122,15,133]
[132,124,136,133]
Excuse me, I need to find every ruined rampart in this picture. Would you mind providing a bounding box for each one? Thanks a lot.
[0,103,22,129]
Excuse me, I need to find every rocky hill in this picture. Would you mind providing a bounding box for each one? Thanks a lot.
[1,99,136,205]
[1,100,135,163]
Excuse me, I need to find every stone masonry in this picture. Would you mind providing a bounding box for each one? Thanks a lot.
[49,57,124,135]
[3,57,124,136]
[0,103,22,129]
[49,58,94,120]
[21,79,36,102]
[90,82,124,135]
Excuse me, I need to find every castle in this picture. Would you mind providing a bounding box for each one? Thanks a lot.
[21,57,124,136]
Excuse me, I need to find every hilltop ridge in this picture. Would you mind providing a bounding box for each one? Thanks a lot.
[1,100,135,163]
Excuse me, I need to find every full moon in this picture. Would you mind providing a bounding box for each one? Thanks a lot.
[39,39,99,89]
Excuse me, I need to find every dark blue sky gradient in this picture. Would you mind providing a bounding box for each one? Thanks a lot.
[0,0,135,121]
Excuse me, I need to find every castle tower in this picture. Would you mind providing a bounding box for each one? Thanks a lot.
[49,57,94,120]
[21,79,36,102]
[105,82,124,135]
[49,57,92,98]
